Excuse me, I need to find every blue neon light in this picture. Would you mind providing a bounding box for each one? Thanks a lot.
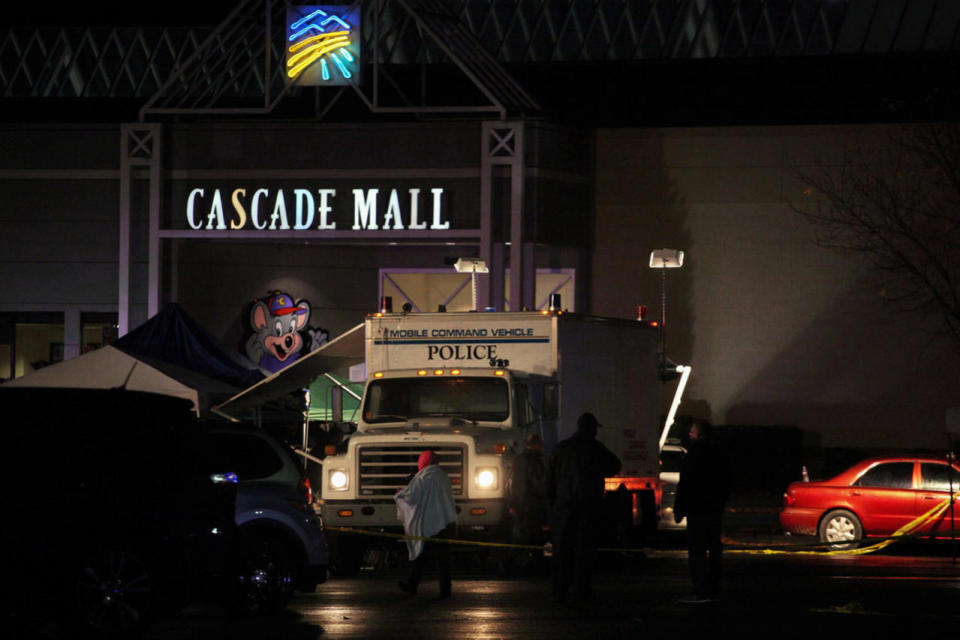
[331,52,351,79]
[291,9,327,30]
[321,15,350,29]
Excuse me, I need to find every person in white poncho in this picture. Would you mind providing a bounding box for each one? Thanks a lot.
[395,450,457,598]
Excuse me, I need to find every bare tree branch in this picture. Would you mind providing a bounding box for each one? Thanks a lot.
[791,124,960,353]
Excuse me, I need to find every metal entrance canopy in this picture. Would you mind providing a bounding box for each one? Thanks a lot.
[137,0,539,121]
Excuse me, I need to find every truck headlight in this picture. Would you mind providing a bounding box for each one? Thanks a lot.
[475,468,498,490]
[329,470,349,491]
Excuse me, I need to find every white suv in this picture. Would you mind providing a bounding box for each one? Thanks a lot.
[659,442,687,529]
[201,427,328,614]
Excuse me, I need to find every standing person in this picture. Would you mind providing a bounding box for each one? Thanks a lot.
[674,419,729,604]
[395,450,457,599]
[547,412,622,602]
[506,433,549,573]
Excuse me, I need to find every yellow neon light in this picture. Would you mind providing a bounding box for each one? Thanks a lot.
[287,35,349,67]
[287,39,351,78]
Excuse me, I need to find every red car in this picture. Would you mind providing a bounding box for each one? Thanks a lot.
[780,457,960,546]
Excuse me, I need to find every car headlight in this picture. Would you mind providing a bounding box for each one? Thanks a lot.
[329,470,349,491]
[475,467,498,490]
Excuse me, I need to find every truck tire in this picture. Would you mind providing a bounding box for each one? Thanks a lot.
[329,532,364,577]
[638,490,657,539]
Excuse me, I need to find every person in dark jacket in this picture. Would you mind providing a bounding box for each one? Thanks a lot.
[506,433,549,573]
[546,412,622,601]
[674,420,729,603]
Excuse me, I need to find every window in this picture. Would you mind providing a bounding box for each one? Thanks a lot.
[364,377,510,422]
[202,432,284,481]
[661,448,685,474]
[920,463,959,492]
[855,462,914,489]
[542,382,559,420]
[515,383,534,428]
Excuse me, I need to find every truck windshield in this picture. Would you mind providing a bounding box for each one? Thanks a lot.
[363,377,509,424]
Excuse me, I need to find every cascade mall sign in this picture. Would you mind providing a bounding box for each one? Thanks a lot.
[184,186,452,232]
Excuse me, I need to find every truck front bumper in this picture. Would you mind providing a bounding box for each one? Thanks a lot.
[319,499,506,530]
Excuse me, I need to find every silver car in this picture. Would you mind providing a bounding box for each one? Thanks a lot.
[202,428,328,614]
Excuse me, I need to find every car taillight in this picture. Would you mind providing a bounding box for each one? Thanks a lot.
[299,476,312,504]
[783,491,796,507]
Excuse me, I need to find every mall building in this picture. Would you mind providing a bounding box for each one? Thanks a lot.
[2,0,958,452]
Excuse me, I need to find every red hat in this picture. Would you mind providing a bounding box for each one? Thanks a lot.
[418,450,437,471]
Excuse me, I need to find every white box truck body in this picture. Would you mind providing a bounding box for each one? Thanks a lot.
[318,311,661,560]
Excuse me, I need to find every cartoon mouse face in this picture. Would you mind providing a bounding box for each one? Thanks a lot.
[246,292,311,373]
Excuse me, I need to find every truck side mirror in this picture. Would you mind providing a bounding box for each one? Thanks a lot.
[331,386,343,423]
[543,383,559,420]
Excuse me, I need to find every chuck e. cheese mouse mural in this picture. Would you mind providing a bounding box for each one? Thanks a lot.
[245,291,312,374]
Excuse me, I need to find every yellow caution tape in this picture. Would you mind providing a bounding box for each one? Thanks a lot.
[328,526,547,550]
[326,493,958,557]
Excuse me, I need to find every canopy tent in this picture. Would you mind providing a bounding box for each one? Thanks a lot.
[2,345,202,409]
[3,303,262,412]
[115,302,263,390]
[215,323,365,418]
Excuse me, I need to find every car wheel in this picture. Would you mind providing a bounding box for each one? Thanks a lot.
[74,548,154,636]
[234,536,295,615]
[819,509,863,549]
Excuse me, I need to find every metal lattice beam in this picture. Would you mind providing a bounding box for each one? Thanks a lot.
[3,1,960,102]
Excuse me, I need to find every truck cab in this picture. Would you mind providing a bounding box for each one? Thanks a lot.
[321,367,533,530]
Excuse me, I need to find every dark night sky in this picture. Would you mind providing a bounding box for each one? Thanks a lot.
[5,1,240,27]
[4,2,959,127]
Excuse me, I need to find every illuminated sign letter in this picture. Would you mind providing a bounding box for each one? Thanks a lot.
[186,188,204,230]
[251,189,269,230]
[230,188,248,230]
[317,189,336,229]
[383,189,405,230]
[270,190,291,230]
[294,189,315,230]
[408,188,426,230]
[430,188,449,230]
[207,189,227,230]
[352,188,379,230]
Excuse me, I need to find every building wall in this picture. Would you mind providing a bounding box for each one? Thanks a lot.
[593,125,960,450]
[0,125,123,314]
[0,120,589,377]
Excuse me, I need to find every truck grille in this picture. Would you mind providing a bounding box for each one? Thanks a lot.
[358,445,464,497]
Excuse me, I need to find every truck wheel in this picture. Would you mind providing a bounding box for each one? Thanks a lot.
[638,490,657,539]
[330,534,364,577]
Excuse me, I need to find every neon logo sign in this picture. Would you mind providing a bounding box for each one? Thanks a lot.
[286,5,361,86]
